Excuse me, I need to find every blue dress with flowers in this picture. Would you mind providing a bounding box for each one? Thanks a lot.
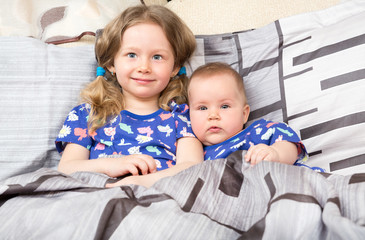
[204,119,308,163]
[56,102,195,170]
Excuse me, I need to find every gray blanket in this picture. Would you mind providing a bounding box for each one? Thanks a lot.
[0,151,364,239]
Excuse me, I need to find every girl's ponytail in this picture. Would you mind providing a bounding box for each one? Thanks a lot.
[159,71,188,110]
[80,74,124,133]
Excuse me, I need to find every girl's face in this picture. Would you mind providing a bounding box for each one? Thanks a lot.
[109,22,178,108]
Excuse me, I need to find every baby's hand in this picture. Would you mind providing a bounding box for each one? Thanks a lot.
[104,154,157,178]
[244,144,279,165]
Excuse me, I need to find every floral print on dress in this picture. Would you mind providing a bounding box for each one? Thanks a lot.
[204,119,307,163]
[55,103,195,170]
[58,125,71,138]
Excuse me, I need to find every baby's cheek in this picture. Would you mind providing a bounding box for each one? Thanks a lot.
[191,124,204,142]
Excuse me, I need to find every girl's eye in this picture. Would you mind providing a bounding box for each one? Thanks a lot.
[221,104,230,109]
[153,55,162,60]
[198,106,207,111]
[127,53,137,58]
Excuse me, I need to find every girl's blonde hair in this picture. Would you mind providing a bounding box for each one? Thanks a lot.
[81,5,196,133]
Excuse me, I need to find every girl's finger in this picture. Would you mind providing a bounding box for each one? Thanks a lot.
[133,158,149,175]
[126,165,139,176]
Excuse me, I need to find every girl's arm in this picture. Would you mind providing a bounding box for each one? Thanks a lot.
[106,137,204,188]
[58,143,157,178]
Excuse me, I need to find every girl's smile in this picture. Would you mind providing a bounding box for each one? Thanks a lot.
[132,78,155,85]
[109,22,178,112]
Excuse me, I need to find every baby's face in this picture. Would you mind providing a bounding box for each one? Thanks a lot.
[188,73,250,146]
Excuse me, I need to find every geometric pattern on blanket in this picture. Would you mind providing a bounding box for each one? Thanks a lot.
[186,0,365,175]
[0,151,364,239]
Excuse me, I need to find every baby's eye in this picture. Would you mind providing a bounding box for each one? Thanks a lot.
[153,55,162,60]
[127,53,137,58]
[198,106,207,111]
[221,104,230,109]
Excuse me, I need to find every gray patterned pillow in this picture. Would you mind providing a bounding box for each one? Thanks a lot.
[186,0,365,175]
[0,37,97,180]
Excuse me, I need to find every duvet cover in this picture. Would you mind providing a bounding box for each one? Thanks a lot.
[0,151,364,239]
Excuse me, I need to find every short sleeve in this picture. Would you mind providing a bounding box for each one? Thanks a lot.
[170,103,195,139]
[259,119,308,162]
[55,104,93,153]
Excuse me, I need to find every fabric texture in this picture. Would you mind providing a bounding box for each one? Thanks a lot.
[185,0,365,175]
[0,1,364,237]
[0,151,364,239]
[0,0,142,44]
[0,0,364,181]
[204,119,308,166]
[0,37,97,180]
[163,0,340,35]
[55,103,194,170]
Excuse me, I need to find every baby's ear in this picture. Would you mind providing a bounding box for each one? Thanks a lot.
[243,104,250,124]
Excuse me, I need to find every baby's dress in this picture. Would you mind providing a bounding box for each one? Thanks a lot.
[56,102,194,170]
[204,119,307,163]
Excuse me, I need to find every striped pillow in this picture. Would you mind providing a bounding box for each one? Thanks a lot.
[186,0,365,175]
[0,37,96,180]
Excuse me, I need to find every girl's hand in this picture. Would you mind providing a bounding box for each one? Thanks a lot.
[106,137,204,188]
[105,175,141,188]
[103,154,157,178]
[244,144,280,165]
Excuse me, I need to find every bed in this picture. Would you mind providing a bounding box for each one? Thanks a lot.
[0,0,364,239]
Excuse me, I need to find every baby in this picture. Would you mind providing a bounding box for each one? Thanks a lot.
[187,62,307,165]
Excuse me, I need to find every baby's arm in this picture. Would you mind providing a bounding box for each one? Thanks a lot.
[58,143,157,178]
[245,141,298,165]
[106,137,204,188]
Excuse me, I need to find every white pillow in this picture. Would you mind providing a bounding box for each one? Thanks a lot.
[165,0,340,35]
[0,0,142,44]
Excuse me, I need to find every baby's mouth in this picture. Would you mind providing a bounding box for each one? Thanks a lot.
[208,126,221,133]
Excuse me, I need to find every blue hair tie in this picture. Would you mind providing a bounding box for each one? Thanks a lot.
[177,66,186,76]
[96,66,106,77]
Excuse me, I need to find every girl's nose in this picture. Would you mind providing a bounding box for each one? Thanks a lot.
[138,58,151,73]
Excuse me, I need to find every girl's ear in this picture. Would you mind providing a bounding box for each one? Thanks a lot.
[107,66,115,74]
[171,66,180,78]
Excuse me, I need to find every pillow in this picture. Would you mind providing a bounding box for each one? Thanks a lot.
[164,0,340,35]
[0,0,142,44]
[0,37,97,180]
[185,0,365,175]
[0,0,363,181]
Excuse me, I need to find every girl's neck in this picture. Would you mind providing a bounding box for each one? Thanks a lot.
[124,98,160,115]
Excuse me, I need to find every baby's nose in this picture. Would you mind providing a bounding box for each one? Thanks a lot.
[208,110,220,120]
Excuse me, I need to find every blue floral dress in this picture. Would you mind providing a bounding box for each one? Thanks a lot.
[56,102,195,170]
[204,119,307,164]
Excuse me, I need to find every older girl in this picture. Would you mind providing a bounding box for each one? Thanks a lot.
[56,5,203,188]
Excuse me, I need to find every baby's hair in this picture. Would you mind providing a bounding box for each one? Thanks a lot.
[81,5,196,133]
[188,62,248,104]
